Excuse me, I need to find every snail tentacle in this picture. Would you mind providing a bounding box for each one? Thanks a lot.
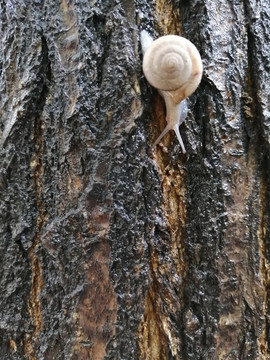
[173,124,186,153]
[151,124,171,149]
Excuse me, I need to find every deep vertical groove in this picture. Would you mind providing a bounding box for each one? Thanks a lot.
[23,35,51,359]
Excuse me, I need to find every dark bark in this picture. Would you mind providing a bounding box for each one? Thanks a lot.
[0,0,269,359]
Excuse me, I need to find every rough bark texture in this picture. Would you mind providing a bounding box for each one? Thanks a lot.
[0,0,269,359]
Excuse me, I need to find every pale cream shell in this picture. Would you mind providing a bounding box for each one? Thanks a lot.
[143,35,203,103]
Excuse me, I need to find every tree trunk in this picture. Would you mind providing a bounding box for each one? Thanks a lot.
[0,0,269,359]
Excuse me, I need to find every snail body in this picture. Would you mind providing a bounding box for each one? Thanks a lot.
[141,30,203,152]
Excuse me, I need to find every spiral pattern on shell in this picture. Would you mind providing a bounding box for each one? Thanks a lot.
[143,35,203,100]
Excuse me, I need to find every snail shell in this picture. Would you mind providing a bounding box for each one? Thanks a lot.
[142,34,203,104]
[141,31,203,152]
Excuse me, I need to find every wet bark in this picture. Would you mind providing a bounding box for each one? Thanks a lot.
[0,0,269,359]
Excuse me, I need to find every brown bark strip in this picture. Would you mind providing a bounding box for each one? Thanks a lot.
[155,0,181,35]
[72,241,118,360]
[137,1,188,358]
[257,165,270,358]
[138,287,169,360]
[23,116,46,359]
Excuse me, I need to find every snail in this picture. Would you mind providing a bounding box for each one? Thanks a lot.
[140,30,203,153]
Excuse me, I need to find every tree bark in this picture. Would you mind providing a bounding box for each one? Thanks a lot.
[0,0,269,359]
